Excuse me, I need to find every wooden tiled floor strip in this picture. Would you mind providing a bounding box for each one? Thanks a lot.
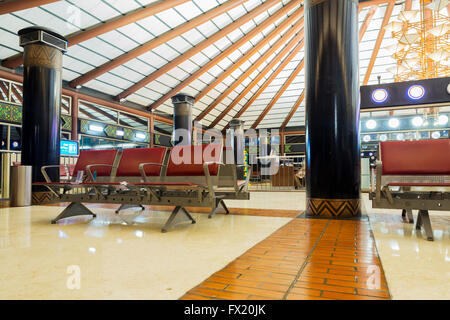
[181,218,391,300]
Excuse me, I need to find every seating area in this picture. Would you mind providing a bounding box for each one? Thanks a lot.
[35,144,250,232]
[370,139,450,241]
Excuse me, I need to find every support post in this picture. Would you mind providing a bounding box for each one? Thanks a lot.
[304,0,361,218]
[172,94,194,146]
[19,27,67,185]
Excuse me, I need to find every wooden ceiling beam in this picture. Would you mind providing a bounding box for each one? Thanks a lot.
[195,12,304,122]
[115,0,284,101]
[0,0,59,15]
[68,0,248,89]
[280,91,305,129]
[359,0,396,9]
[359,6,377,41]
[209,34,304,129]
[148,1,304,111]
[362,1,394,85]
[194,8,304,105]
[1,0,191,69]
[250,59,305,128]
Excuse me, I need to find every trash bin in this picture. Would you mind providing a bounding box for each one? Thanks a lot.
[10,165,32,207]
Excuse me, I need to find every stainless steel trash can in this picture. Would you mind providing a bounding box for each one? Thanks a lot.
[10,165,32,207]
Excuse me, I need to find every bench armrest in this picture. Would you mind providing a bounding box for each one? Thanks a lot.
[41,165,69,183]
[85,164,114,181]
[203,161,226,197]
[139,163,166,181]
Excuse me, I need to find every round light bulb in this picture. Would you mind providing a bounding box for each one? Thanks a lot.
[388,118,400,128]
[411,116,423,127]
[366,119,377,130]
[379,134,388,142]
[407,85,425,100]
[438,115,448,125]
[431,131,441,139]
[372,89,388,103]
[363,135,371,142]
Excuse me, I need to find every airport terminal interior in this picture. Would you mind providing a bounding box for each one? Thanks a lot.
[0,0,449,301]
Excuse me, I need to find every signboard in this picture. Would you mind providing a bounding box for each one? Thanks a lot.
[60,140,79,156]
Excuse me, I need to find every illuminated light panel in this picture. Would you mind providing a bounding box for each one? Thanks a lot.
[363,135,371,142]
[407,85,425,100]
[372,88,388,103]
[379,134,388,141]
[135,133,146,140]
[89,124,104,132]
[116,130,125,136]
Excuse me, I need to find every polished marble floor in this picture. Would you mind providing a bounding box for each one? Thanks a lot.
[0,205,290,299]
[0,192,448,300]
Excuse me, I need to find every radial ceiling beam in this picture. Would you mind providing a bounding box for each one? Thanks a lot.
[280,91,305,129]
[68,0,247,89]
[195,13,304,122]
[1,0,191,69]
[359,0,395,9]
[148,1,304,111]
[0,0,59,15]
[250,59,305,129]
[359,5,377,41]
[362,1,395,85]
[194,9,304,105]
[115,0,284,101]
[209,34,304,129]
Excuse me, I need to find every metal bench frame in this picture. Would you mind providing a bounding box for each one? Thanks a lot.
[369,159,450,241]
[36,147,250,232]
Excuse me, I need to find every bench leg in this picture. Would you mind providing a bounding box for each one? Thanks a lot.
[51,202,96,224]
[161,206,196,233]
[115,204,145,214]
[415,210,434,241]
[208,199,229,219]
[402,209,414,224]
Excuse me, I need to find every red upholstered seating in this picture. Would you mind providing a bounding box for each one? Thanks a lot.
[166,144,222,176]
[116,147,167,177]
[380,139,450,175]
[73,149,118,177]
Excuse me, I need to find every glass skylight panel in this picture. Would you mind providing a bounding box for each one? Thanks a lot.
[138,50,170,69]
[193,0,218,12]
[119,23,154,44]
[156,9,186,29]
[122,59,157,78]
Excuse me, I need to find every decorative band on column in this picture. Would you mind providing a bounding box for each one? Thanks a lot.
[307,198,361,218]
[23,44,62,68]
[32,192,54,205]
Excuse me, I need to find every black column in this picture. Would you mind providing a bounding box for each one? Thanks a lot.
[172,94,194,146]
[304,0,361,218]
[19,27,67,186]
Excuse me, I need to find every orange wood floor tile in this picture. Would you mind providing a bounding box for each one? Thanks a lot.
[180,218,391,300]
